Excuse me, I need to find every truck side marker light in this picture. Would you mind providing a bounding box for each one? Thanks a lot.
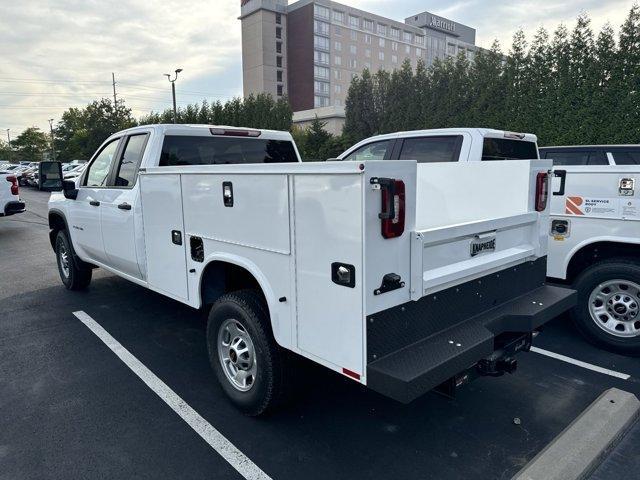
[342,368,361,380]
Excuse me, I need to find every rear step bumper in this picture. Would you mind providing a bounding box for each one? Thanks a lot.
[367,284,576,403]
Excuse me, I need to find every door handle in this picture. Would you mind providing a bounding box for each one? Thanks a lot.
[89,200,100,206]
[117,202,132,210]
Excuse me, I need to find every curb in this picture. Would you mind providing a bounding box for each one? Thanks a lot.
[513,387,640,480]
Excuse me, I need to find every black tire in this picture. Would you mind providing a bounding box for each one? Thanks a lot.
[206,290,290,416]
[55,230,92,290]
[570,258,640,356]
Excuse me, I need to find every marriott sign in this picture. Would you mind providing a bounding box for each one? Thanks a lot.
[429,16,456,33]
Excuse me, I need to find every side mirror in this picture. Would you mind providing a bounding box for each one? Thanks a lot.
[38,161,63,191]
[62,180,79,200]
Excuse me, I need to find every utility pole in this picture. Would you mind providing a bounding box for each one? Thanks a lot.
[111,72,118,114]
[164,68,183,124]
[5,128,11,163]
[48,119,56,161]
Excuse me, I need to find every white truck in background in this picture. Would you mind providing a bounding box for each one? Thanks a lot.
[537,146,640,355]
[0,174,25,217]
[340,130,639,355]
[42,124,574,415]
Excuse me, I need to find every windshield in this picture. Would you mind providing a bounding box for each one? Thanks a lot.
[482,138,538,161]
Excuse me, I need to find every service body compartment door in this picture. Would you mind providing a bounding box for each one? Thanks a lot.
[294,173,364,374]
[140,173,189,301]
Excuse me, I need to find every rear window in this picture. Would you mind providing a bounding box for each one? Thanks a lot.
[541,150,608,166]
[159,136,298,166]
[482,138,538,160]
[612,150,640,165]
[398,136,463,163]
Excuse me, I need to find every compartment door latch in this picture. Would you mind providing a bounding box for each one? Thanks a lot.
[374,273,404,296]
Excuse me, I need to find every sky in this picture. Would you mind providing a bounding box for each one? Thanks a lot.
[0,0,636,140]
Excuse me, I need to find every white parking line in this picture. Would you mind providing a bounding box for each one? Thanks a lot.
[73,310,272,480]
[530,346,631,381]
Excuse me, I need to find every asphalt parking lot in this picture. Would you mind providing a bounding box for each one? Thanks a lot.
[2,188,639,480]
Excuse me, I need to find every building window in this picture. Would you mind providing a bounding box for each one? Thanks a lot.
[379,37,385,48]
[405,45,410,54]
[314,4,330,19]
[335,84,342,94]
[391,41,398,51]
[378,51,385,61]
[390,27,400,39]
[276,42,282,54]
[314,20,330,36]
[349,15,359,28]
[403,31,412,43]
[350,30,357,41]
[314,65,330,79]
[391,54,397,64]
[334,69,342,80]
[275,13,281,25]
[416,35,424,45]
[365,48,371,58]
[314,35,330,50]
[314,50,330,65]
[377,24,387,36]
[335,26,342,35]
[333,10,344,23]
[416,47,422,57]
[277,84,283,96]
[334,55,342,66]
[276,56,282,67]
[447,43,456,55]
[350,44,357,55]
[277,70,283,82]
[364,34,372,44]
[349,58,357,69]
[276,27,282,39]
[334,41,342,51]
[315,80,330,94]
[314,95,329,107]
[363,19,373,31]
[335,98,342,106]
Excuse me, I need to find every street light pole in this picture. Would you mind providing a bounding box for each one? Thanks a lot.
[48,119,56,161]
[5,129,10,163]
[164,68,183,124]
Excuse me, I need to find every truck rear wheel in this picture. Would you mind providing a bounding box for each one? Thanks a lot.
[55,230,92,290]
[206,290,290,416]
[570,259,640,356]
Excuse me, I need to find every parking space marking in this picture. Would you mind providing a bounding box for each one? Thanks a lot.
[531,346,631,381]
[73,311,272,480]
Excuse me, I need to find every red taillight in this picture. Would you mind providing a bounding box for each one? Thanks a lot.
[535,172,548,212]
[6,175,19,196]
[209,128,261,137]
[381,180,405,239]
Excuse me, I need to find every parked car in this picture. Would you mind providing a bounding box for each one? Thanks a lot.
[340,131,639,355]
[540,145,640,166]
[42,124,574,415]
[1,173,25,216]
[62,164,86,181]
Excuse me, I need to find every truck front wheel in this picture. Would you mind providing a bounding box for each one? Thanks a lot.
[55,230,92,290]
[570,259,640,356]
[206,290,290,416]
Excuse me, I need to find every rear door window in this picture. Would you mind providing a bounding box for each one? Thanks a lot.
[398,136,462,163]
[482,138,538,160]
[543,150,608,166]
[612,149,640,165]
[159,136,298,166]
[343,140,392,161]
[110,134,149,187]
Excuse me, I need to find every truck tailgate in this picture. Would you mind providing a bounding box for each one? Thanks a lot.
[411,212,542,298]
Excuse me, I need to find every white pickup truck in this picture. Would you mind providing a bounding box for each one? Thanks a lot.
[340,129,639,355]
[537,146,640,355]
[0,173,25,217]
[42,124,574,415]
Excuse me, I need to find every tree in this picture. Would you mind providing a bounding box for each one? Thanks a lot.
[12,127,49,162]
[0,139,12,161]
[615,3,640,142]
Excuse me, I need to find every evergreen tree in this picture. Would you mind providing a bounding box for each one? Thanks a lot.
[616,4,640,141]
